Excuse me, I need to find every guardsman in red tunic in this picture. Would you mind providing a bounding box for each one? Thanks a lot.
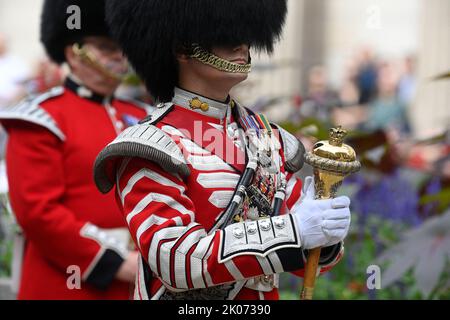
[94,0,351,300]
[0,0,150,299]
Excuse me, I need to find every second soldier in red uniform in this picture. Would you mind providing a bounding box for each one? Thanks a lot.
[0,0,151,299]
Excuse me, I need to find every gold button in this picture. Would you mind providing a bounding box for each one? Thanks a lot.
[200,103,209,112]
[189,97,209,112]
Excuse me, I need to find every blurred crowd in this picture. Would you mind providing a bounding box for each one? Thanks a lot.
[296,47,414,133]
[289,47,450,190]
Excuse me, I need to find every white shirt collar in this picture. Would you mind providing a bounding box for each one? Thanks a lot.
[172,87,232,120]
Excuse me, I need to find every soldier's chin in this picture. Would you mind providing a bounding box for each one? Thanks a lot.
[223,71,248,83]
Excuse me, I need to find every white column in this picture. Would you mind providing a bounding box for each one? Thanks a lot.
[412,0,450,139]
[233,0,305,122]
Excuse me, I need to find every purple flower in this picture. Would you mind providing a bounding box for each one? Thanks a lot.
[348,170,421,226]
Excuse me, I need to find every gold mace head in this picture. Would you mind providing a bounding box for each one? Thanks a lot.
[304,126,361,199]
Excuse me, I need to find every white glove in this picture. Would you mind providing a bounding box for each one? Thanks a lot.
[291,177,351,250]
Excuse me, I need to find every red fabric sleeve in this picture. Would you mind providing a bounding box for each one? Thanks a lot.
[117,158,305,290]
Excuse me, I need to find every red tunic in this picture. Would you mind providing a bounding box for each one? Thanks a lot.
[0,78,149,299]
[95,88,343,300]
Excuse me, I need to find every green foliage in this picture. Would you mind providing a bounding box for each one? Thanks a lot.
[0,240,12,278]
[420,188,450,213]
[432,265,450,299]
[277,121,450,300]
[278,215,441,300]
[0,194,13,278]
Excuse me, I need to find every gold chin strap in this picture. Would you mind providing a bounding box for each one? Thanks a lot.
[189,45,252,74]
[72,43,125,82]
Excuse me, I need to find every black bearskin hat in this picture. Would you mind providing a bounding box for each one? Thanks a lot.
[41,0,110,64]
[106,0,288,102]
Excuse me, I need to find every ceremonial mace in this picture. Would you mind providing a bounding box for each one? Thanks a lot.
[301,127,361,300]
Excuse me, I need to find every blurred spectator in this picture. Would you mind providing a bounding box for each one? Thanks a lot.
[339,81,360,108]
[398,55,417,106]
[355,47,378,105]
[0,33,30,108]
[332,63,365,130]
[298,65,341,124]
[363,62,410,135]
